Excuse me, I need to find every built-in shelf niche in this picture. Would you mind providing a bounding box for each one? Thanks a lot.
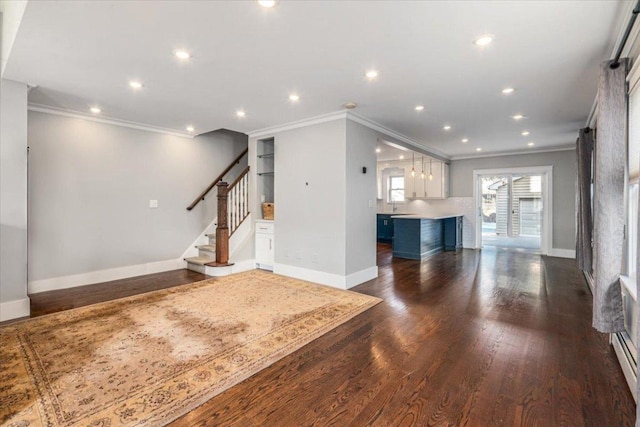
[257,137,274,208]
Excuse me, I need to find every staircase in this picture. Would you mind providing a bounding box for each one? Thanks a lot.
[183,149,251,275]
[183,232,218,273]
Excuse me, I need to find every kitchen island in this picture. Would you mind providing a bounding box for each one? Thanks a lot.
[391,214,463,260]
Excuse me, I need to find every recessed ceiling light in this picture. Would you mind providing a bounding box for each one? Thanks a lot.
[476,148,482,152]
[90,107,101,114]
[528,142,535,147]
[186,125,195,133]
[365,70,378,79]
[521,131,530,136]
[415,105,424,111]
[473,34,494,46]
[399,155,404,160]
[443,125,452,131]
[375,148,381,153]
[258,0,277,7]
[462,138,469,143]
[502,87,515,94]
[289,94,300,102]
[512,114,525,120]
[174,50,191,60]
[129,81,143,89]
[236,110,246,118]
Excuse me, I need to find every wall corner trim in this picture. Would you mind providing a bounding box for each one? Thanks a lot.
[0,297,30,322]
[345,266,378,289]
[28,103,194,139]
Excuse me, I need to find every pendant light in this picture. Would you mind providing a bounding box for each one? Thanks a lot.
[429,159,434,181]
[411,153,416,177]
[420,156,425,180]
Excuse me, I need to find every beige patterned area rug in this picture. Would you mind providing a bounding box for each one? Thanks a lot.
[1,269,381,426]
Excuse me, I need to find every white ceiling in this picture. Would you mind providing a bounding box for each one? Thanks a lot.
[3,1,630,158]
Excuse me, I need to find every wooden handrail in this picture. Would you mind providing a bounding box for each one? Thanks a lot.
[186,148,248,211]
[227,166,250,190]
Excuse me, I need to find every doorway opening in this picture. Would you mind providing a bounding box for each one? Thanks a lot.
[473,167,552,254]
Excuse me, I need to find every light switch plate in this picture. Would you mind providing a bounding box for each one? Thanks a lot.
[149,199,158,208]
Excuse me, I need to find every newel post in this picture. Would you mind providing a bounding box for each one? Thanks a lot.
[216,181,230,265]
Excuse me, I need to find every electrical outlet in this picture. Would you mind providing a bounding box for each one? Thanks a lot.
[149,200,158,208]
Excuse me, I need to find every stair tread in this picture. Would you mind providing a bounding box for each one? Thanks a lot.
[184,256,215,265]
[196,244,216,251]
[205,233,216,238]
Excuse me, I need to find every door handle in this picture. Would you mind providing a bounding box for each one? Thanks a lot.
[269,239,272,250]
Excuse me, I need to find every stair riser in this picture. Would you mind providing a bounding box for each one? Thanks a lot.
[198,249,215,258]
[186,263,206,274]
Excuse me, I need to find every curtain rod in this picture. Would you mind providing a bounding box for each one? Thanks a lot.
[611,0,640,69]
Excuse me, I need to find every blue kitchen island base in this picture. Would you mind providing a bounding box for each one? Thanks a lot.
[392,215,463,260]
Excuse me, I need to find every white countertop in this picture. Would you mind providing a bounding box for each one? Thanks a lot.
[391,214,464,220]
[377,212,414,215]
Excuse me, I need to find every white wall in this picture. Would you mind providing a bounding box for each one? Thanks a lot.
[0,2,28,75]
[28,111,247,286]
[271,119,347,276]
[0,78,29,320]
[345,120,377,276]
[250,116,379,288]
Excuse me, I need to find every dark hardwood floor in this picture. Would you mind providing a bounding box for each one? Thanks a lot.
[29,269,208,317]
[22,245,636,426]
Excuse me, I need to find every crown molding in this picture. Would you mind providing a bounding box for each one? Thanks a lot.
[247,110,348,138]
[345,112,451,161]
[450,144,574,161]
[28,103,194,139]
[247,110,451,161]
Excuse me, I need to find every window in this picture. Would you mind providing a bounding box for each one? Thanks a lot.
[628,183,638,279]
[529,175,542,193]
[388,175,405,202]
[627,81,640,280]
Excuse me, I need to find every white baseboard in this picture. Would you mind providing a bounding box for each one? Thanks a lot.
[232,259,256,274]
[345,266,378,289]
[273,263,377,290]
[0,297,30,321]
[205,259,256,277]
[29,259,183,294]
[548,248,576,259]
[612,332,637,402]
[274,263,349,289]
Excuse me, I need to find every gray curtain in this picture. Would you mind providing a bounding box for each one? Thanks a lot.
[592,58,628,333]
[576,128,594,273]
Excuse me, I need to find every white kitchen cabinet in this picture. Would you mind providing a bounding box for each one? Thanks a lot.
[255,220,274,270]
[402,160,448,200]
[425,161,449,199]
